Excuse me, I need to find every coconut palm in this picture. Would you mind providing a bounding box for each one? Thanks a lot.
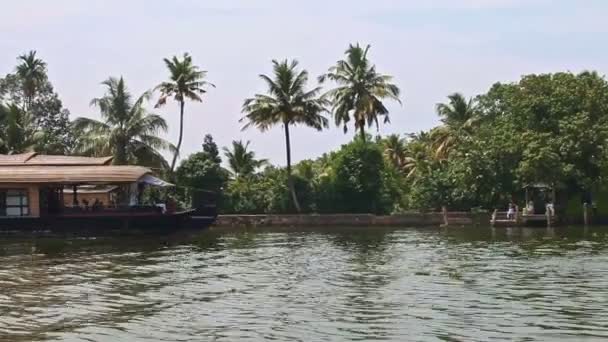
[402,131,434,180]
[382,134,407,170]
[433,93,478,159]
[222,140,268,178]
[15,50,47,110]
[319,43,401,140]
[72,77,174,169]
[155,53,214,172]
[0,102,42,153]
[240,59,328,212]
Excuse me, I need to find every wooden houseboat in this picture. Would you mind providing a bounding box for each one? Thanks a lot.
[0,153,216,234]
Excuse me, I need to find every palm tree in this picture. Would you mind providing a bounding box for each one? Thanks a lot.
[433,93,478,159]
[402,131,434,180]
[222,140,268,178]
[382,134,407,170]
[0,102,42,153]
[72,77,174,169]
[319,43,401,140]
[15,50,47,110]
[240,59,328,212]
[155,53,214,172]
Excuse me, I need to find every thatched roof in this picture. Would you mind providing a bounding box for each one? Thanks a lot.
[0,165,150,184]
[0,153,113,166]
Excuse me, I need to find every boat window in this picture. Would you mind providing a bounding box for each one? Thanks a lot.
[1,189,29,217]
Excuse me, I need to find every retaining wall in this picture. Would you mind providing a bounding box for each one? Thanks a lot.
[214,212,487,228]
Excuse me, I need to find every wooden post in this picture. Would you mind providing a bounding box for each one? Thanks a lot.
[491,209,498,226]
[515,205,520,225]
[72,185,78,206]
[546,204,552,228]
[441,206,449,227]
[583,202,589,226]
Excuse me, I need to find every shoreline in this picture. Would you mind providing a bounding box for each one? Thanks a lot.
[212,212,487,228]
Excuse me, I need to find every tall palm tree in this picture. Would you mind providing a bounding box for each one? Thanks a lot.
[73,77,174,169]
[240,59,328,212]
[155,53,214,172]
[319,43,401,141]
[15,50,47,110]
[433,93,478,159]
[222,140,268,178]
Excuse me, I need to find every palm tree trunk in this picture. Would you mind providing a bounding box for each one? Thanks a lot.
[284,123,301,212]
[170,100,185,172]
[359,124,366,142]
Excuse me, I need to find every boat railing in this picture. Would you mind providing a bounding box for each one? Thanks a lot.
[61,205,164,215]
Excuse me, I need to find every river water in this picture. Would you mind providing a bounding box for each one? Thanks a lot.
[1,226,607,341]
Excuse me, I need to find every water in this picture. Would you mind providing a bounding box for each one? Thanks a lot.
[1,226,608,341]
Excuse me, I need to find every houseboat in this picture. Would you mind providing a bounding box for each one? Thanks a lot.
[0,153,216,234]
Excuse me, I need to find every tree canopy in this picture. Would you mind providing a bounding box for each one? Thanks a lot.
[320,43,401,140]
[72,77,174,168]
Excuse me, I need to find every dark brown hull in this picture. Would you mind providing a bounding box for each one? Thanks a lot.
[0,211,215,235]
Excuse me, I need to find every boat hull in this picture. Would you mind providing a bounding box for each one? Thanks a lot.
[0,212,216,235]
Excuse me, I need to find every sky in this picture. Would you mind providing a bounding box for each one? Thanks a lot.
[1,0,608,165]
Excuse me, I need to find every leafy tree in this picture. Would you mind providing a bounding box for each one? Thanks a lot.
[0,52,73,154]
[155,53,214,172]
[29,85,73,154]
[176,154,228,193]
[15,50,47,110]
[319,43,401,140]
[240,59,328,212]
[332,138,386,213]
[222,140,267,178]
[73,77,173,168]
[202,134,221,164]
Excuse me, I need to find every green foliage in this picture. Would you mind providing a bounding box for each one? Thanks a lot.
[72,77,173,169]
[219,138,404,214]
[320,43,401,139]
[156,53,214,171]
[406,71,608,210]
[0,103,42,153]
[240,59,329,212]
[176,135,228,192]
[221,167,290,214]
[222,140,267,178]
[331,139,385,213]
[0,51,73,154]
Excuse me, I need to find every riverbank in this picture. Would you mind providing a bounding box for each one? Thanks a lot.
[213,212,488,228]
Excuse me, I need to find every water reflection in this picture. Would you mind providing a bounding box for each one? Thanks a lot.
[1,226,608,341]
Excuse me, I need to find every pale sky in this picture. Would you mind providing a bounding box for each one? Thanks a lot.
[1,0,607,165]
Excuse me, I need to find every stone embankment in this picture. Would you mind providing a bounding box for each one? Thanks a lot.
[214,212,488,228]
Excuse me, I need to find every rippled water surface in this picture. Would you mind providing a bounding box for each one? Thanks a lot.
[1,226,608,341]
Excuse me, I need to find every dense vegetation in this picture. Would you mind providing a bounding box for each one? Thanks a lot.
[2,48,608,214]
